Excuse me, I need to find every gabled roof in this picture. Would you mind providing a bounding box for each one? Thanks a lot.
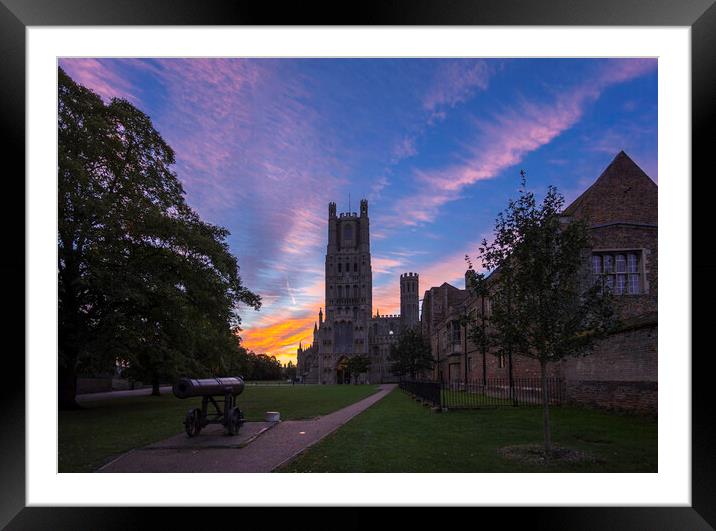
[562,151,657,226]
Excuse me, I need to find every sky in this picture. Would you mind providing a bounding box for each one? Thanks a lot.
[59,57,658,364]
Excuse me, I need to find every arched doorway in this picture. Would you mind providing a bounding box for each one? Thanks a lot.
[336,356,351,385]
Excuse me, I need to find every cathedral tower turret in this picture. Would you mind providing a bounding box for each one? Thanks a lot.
[400,272,420,329]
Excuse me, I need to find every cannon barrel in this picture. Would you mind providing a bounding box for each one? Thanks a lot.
[173,377,245,399]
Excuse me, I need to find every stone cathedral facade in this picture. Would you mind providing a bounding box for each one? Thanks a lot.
[296,199,419,384]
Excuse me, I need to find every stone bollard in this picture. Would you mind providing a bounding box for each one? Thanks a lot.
[265,411,280,422]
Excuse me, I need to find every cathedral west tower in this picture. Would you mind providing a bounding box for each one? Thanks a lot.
[297,198,419,384]
[319,199,372,383]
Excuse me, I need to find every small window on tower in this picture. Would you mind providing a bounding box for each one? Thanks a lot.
[343,223,353,240]
[354,263,358,272]
[338,263,342,273]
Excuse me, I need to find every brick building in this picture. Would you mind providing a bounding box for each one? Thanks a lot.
[421,151,657,413]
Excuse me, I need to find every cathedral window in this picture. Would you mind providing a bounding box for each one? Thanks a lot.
[354,262,358,272]
[338,263,342,273]
[451,321,461,343]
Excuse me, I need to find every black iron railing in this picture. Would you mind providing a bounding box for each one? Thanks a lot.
[398,380,442,407]
[400,377,564,409]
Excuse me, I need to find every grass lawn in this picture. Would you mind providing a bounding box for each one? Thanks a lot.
[280,388,657,472]
[59,384,379,473]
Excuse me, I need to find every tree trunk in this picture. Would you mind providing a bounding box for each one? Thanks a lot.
[58,359,80,410]
[481,299,487,386]
[508,349,516,406]
[58,263,82,410]
[540,360,552,457]
[151,374,161,396]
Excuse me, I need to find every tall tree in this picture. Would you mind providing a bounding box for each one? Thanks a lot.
[464,265,490,387]
[284,361,297,381]
[58,67,260,408]
[346,355,371,384]
[476,171,617,455]
[388,328,434,379]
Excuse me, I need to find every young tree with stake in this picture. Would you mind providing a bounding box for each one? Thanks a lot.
[474,170,617,456]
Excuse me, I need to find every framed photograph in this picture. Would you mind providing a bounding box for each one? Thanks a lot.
[4,0,712,528]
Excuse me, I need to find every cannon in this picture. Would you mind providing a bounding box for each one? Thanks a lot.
[172,377,246,437]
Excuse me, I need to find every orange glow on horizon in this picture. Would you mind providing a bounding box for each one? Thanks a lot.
[239,244,480,365]
[240,315,316,365]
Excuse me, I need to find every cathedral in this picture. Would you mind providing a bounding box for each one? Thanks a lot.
[296,199,419,384]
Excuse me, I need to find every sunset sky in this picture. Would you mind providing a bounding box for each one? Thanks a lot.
[59,58,658,364]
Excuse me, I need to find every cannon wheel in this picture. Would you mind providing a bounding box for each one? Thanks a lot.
[227,407,243,436]
[184,408,202,437]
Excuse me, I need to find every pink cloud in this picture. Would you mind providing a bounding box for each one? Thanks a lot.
[372,242,482,315]
[59,58,139,103]
[382,59,657,228]
[423,60,492,112]
[280,208,326,256]
[372,256,404,275]
[73,59,346,307]
[391,136,418,163]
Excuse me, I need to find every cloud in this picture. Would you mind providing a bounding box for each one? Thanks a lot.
[241,315,317,363]
[371,255,404,275]
[58,58,656,366]
[59,58,139,104]
[240,277,326,363]
[584,123,657,156]
[381,59,657,228]
[280,208,326,256]
[391,136,418,163]
[368,175,390,201]
[423,60,492,113]
[371,243,481,316]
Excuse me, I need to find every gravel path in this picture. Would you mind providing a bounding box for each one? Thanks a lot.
[98,384,396,473]
[77,386,173,401]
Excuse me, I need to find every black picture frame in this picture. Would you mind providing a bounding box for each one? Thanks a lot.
[2,1,712,528]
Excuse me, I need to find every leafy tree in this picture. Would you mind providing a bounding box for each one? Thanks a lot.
[475,170,617,455]
[248,353,283,380]
[466,257,520,400]
[388,328,434,379]
[213,344,255,380]
[284,361,297,381]
[464,265,490,387]
[58,67,260,408]
[346,355,371,384]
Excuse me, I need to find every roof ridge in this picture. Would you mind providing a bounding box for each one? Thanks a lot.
[562,150,655,216]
